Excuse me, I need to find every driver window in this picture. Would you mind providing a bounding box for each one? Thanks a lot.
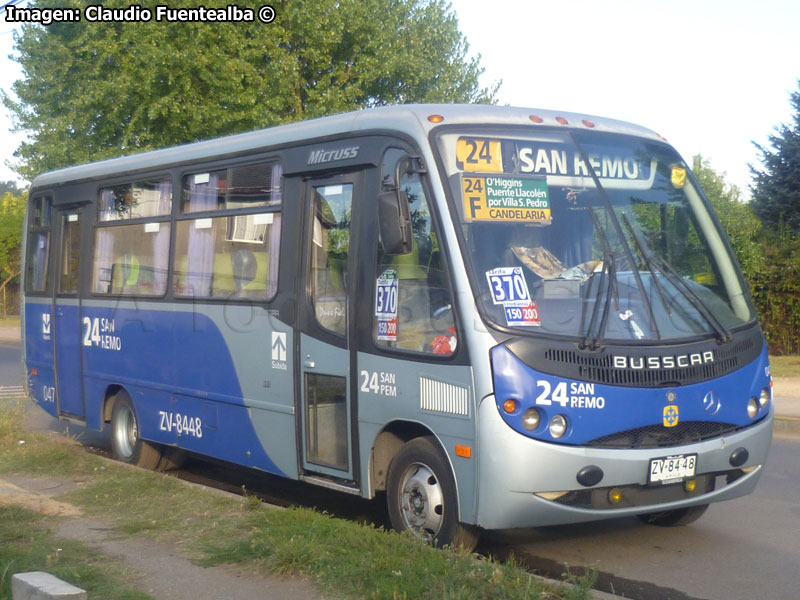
[374,150,456,355]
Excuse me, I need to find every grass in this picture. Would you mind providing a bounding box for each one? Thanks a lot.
[0,400,598,600]
[0,505,152,600]
[769,355,800,377]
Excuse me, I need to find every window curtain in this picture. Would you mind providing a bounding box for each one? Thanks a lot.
[266,164,283,295]
[94,189,117,293]
[185,176,217,296]
[29,233,49,291]
[151,179,172,293]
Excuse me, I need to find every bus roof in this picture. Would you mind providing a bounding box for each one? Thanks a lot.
[31,104,663,188]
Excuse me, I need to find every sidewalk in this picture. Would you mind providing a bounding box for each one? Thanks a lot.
[3,400,325,600]
[772,376,800,436]
[0,325,20,342]
[0,473,323,600]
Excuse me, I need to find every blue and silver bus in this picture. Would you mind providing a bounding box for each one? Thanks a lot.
[22,105,773,548]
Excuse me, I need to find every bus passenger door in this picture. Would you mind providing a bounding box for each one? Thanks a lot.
[53,208,85,419]
[297,173,362,483]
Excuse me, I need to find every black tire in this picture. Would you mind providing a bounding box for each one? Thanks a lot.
[109,391,162,470]
[386,436,479,551]
[637,504,709,527]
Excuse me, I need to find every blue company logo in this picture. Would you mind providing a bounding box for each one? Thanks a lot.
[703,390,722,416]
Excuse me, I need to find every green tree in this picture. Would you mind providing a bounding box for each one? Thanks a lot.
[750,80,800,232]
[0,191,25,317]
[692,154,763,279]
[0,181,24,197]
[3,0,498,180]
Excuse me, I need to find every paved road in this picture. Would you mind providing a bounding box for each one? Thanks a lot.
[7,340,800,599]
[0,341,24,387]
[483,433,800,600]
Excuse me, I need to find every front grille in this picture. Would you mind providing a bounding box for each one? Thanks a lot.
[587,421,743,448]
[541,333,756,388]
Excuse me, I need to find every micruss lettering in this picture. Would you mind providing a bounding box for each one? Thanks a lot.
[307,146,360,165]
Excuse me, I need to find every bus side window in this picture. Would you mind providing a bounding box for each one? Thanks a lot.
[374,152,456,355]
[25,195,53,293]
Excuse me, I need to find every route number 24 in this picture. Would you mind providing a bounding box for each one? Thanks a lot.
[535,380,568,407]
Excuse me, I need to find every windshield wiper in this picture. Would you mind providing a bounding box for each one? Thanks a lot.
[618,212,730,342]
[652,255,733,344]
[582,251,620,350]
[621,212,672,321]
[580,207,620,349]
[570,134,659,341]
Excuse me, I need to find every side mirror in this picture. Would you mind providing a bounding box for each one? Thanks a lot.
[377,188,412,255]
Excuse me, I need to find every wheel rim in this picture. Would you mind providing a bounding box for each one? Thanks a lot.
[112,404,137,459]
[397,462,444,540]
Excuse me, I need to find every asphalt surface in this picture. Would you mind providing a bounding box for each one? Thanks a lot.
[0,340,24,387]
[4,331,800,600]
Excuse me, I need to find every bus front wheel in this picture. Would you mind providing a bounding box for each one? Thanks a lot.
[386,436,479,551]
[637,503,709,527]
[109,391,162,470]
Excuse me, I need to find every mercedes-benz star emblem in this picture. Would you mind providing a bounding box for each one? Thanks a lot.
[703,390,721,415]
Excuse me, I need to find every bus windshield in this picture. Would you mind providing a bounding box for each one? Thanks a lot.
[437,129,755,343]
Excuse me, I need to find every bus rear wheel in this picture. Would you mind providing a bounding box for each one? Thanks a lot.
[109,391,162,470]
[637,504,709,527]
[386,436,479,551]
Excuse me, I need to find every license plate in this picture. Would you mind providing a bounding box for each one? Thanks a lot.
[648,453,697,485]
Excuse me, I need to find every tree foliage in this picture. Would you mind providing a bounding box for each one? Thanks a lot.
[750,227,800,355]
[693,155,800,354]
[750,80,800,233]
[3,0,498,180]
[0,191,25,316]
[691,155,763,279]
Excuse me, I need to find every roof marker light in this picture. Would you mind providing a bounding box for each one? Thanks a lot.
[529,115,544,123]
[427,114,444,123]
[582,119,595,128]
[556,117,569,125]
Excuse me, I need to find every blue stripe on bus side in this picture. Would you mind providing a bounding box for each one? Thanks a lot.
[24,301,287,477]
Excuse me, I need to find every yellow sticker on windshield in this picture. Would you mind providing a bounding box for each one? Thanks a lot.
[456,138,502,172]
[671,166,687,189]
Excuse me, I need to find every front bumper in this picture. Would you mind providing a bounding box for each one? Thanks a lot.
[474,395,773,530]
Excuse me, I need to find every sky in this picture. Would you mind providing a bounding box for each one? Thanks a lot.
[1,0,799,196]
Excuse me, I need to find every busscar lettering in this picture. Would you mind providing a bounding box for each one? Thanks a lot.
[613,351,714,369]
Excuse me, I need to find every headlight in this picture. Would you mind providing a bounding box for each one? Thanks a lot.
[747,397,759,419]
[549,414,568,438]
[759,388,770,408]
[521,408,540,431]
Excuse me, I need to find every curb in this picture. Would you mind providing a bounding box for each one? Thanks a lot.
[12,571,86,600]
[773,416,800,437]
